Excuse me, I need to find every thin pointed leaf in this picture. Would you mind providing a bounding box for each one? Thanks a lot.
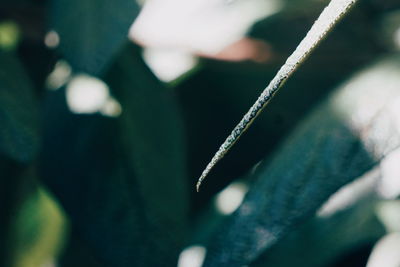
[197,0,358,190]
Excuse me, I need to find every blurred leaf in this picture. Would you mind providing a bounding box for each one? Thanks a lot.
[203,55,400,266]
[105,43,188,260]
[0,21,20,51]
[41,44,188,266]
[10,186,67,267]
[50,0,140,74]
[192,172,385,267]
[253,198,383,267]
[0,50,39,163]
[252,171,385,267]
[40,93,156,266]
[0,50,39,266]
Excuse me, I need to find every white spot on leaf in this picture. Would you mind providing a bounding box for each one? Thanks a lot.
[215,181,248,215]
[178,245,207,267]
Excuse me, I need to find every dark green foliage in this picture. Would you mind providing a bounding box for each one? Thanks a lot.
[0,50,39,266]
[51,0,139,74]
[105,44,188,247]
[40,92,151,266]
[0,51,39,163]
[253,194,385,267]
[1,1,400,267]
[40,44,188,266]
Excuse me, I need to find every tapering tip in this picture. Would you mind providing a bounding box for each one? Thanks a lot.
[196,150,223,192]
[195,136,230,192]
[196,174,205,192]
[196,182,201,192]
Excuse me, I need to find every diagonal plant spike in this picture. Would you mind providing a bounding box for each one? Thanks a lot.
[196,0,358,192]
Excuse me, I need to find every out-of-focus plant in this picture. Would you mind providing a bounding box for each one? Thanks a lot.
[1,0,400,267]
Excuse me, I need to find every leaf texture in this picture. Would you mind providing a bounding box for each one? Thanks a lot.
[203,55,400,266]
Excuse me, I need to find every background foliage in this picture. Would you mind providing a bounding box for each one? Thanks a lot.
[1,0,400,266]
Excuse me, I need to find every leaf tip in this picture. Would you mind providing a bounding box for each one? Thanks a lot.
[196,176,204,192]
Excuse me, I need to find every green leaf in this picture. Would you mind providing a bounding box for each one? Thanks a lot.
[253,172,385,267]
[0,51,39,267]
[203,54,400,266]
[50,0,140,74]
[10,186,67,267]
[40,44,188,266]
[105,44,188,259]
[40,97,156,266]
[253,198,383,267]
[0,50,39,163]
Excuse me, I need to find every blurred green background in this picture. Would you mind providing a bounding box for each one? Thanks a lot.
[1,0,400,266]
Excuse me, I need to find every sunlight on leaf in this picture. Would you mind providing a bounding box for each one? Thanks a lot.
[44,31,60,49]
[367,233,400,267]
[66,74,122,117]
[45,60,72,90]
[0,21,20,51]
[178,245,207,267]
[11,187,68,267]
[215,181,248,215]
